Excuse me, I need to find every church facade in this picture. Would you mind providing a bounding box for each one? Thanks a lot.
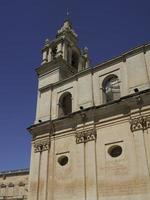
[1,20,150,200]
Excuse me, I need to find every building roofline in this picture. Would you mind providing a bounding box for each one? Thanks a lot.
[38,43,150,92]
[94,43,150,70]
[0,168,29,177]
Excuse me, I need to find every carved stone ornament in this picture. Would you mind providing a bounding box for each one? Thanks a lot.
[1,183,6,188]
[8,182,14,187]
[18,182,25,187]
[76,129,97,144]
[130,114,150,132]
[34,139,50,153]
[146,115,150,129]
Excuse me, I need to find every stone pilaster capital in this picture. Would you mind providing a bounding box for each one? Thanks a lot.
[34,139,50,153]
[76,128,97,144]
[130,114,150,132]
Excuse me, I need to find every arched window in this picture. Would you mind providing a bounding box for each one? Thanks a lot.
[58,92,72,117]
[102,75,120,103]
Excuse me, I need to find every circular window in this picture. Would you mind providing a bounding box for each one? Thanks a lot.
[58,155,68,166]
[108,145,122,158]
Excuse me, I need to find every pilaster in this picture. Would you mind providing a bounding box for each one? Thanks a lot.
[28,137,50,200]
[28,145,41,200]
[47,138,55,200]
[85,140,97,200]
[75,127,97,200]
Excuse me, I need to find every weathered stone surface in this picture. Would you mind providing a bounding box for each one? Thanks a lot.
[0,169,29,199]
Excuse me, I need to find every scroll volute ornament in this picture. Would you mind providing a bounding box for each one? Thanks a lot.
[130,114,150,132]
[76,129,97,144]
[34,139,50,153]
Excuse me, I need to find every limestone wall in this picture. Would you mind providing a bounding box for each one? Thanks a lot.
[0,170,29,199]
[28,44,150,200]
[35,46,150,122]
[29,106,150,200]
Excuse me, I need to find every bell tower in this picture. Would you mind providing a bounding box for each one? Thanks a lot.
[34,20,90,123]
[28,21,91,200]
[40,20,90,81]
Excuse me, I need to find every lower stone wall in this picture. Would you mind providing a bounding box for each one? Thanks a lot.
[0,170,29,200]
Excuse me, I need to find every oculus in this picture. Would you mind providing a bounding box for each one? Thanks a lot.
[58,155,69,166]
[108,145,122,157]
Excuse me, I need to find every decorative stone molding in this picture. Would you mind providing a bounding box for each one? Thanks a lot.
[130,114,150,132]
[76,129,97,144]
[1,183,6,188]
[18,182,25,186]
[34,139,50,153]
[146,115,150,129]
[8,182,14,187]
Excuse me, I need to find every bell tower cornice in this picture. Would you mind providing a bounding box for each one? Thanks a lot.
[42,36,76,52]
[36,56,77,78]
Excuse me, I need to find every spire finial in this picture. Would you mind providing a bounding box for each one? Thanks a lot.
[66,8,69,19]
[57,9,77,38]
[66,8,70,22]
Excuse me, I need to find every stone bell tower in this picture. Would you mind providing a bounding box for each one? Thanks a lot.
[33,19,90,124]
[41,19,90,80]
[27,20,91,200]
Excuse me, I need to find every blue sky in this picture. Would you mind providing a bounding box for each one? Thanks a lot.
[0,0,150,171]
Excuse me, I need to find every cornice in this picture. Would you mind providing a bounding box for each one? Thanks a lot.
[35,57,63,76]
[36,56,78,81]
[27,120,52,136]
[27,89,150,137]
